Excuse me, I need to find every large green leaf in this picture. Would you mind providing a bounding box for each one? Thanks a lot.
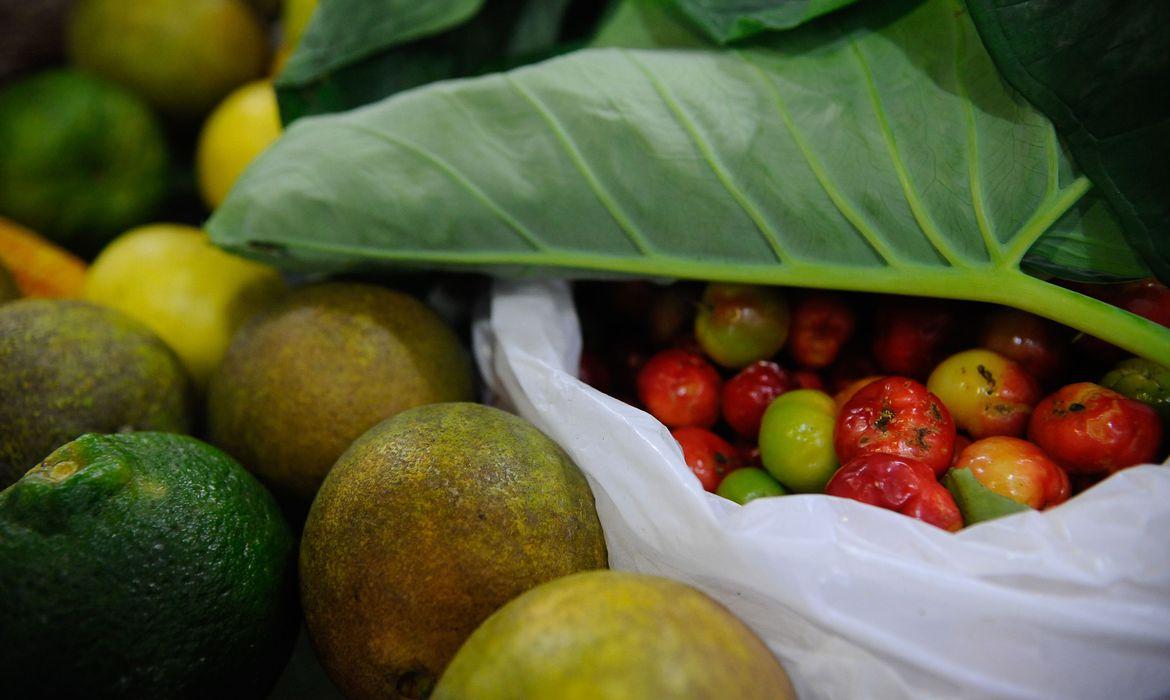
[211,0,1170,364]
[279,0,482,94]
[965,0,1170,283]
[277,0,609,122]
[668,0,860,43]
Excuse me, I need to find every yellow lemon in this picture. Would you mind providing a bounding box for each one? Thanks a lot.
[196,80,282,210]
[84,224,287,389]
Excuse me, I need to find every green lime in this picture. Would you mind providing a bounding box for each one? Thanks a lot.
[0,432,297,697]
[717,467,788,504]
[0,70,168,253]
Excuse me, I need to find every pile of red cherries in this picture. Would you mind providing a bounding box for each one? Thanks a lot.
[575,279,1169,530]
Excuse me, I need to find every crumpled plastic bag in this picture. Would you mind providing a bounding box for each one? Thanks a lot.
[474,278,1170,700]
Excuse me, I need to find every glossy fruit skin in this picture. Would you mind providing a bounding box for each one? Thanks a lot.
[825,453,963,531]
[637,349,722,429]
[953,437,1069,509]
[716,468,787,504]
[722,361,794,439]
[672,428,738,492]
[833,375,885,411]
[978,309,1065,385]
[1101,357,1170,425]
[788,293,855,369]
[196,80,281,209]
[758,389,838,493]
[927,349,1041,439]
[1027,382,1163,475]
[694,283,790,368]
[835,377,956,476]
[950,434,972,467]
[872,299,955,378]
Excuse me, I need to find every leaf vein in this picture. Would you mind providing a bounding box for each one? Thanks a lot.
[952,19,1002,264]
[737,51,904,267]
[503,73,655,256]
[623,50,789,264]
[339,121,547,251]
[844,32,971,268]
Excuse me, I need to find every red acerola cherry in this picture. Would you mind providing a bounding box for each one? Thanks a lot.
[672,427,739,492]
[826,453,963,531]
[835,376,957,476]
[722,361,795,439]
[636,349,722,429]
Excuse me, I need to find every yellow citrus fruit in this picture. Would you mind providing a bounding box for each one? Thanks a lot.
[67,0,270,121]
[281,0,318,50]
[197,81,282,210]
[84,224,287,389]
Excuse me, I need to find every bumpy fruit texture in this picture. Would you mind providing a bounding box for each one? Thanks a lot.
[953,437,1069,509]
[826,453,963,531]
[300,403,607,700]
[722,360,794,439]
[0,300,193,487]
[758,389,838,493]
[431,571,796,700]
[636,348,722,429]
[1027,382,1162,475]
[695,283,790,368]
[672,427,738,492]
[207,283,474,502]
[835,377,956,476]
[0,432,296,698]
[927,349,1040,439]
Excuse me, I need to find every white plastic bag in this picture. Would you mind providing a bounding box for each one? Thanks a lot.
[474,279,1170,700]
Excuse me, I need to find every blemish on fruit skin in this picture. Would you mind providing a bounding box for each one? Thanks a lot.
[977,364,996,390]
[46,460,78,482]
